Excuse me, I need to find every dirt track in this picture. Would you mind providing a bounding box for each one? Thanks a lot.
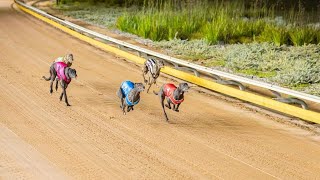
[1,0,320,179]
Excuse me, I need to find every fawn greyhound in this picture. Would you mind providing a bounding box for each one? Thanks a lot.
[43,62,77,106]
[154,83,189,121]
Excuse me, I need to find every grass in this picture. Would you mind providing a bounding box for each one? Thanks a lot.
[116,1,320,46]
[237,69,277,78]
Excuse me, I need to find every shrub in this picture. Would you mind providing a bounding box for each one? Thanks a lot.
[259,24,289,46]
[289,26,317,46]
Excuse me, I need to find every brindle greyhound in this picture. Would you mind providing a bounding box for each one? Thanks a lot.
[117,81,145,115]
[142,59,164,93]
[43,62,77,106]
[153,83,189,121]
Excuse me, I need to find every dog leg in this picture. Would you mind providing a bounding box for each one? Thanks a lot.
[127,106,133,112]
[160,93,169,121]
[121,99,126,115]
[142,66,148,84]
[55,79,59,91]
[63,86,70,106]
[60,92,64,101]
[174,103,181,112]
[60,81,70,106]
[49,77,55,94]
[146,83,152,93]
[165,98,172,109]
[49,69,56,94]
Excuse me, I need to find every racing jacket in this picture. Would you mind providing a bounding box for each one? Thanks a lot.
[55,62,71,84]
[120,81,140,106]
[163,83,184,105]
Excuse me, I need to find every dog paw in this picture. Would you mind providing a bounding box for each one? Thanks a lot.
[165,104,171,109]
[66,104,71,106]
[144,80,148,83]
[50,89,53,94]
[174,109,179,112]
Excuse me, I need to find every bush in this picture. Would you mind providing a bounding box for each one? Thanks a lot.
[289,26,317,46]
[259,24,289,46]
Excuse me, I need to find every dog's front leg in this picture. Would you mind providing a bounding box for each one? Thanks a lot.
[174,103,181,112]
[61,82,70,106]
[63,88,70,106]
[127,106,133,112]
[146,83,152,93]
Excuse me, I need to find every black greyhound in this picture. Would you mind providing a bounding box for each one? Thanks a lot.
[43,62,77,106]
[153,83,189,121]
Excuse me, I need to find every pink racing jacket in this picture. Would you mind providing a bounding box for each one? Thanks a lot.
[55,62,71,84]
[163,83,184,105]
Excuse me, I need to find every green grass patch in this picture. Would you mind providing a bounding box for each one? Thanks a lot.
[237,69,277,78]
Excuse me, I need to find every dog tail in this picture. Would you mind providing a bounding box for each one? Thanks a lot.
[42,75,50,81]
[153,90,158,95]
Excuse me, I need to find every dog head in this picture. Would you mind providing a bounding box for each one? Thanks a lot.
[134,83,145,92]
[157,60,165,68]
[68,68,77,79]
[178,83,189,93]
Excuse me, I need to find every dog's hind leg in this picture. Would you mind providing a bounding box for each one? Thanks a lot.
[49,66,57,94]
[146,83,152,93]
[55,79,59,91]
[60,92,64,101]
[49,76,56,94]
[160,94,169,121]
[165,98,172,109]
[147,78,156,93]
[122,100,126,115]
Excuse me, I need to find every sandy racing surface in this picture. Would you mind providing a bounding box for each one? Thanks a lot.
[1,0,320,179]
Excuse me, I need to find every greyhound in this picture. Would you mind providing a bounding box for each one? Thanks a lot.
[117,81,145,115]
[153,83,189,121]
[43,62,77,106]
[142,58,164,93]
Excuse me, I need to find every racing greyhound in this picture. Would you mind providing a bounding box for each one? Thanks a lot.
[43,62,77,106]
[153,83,189,121]
[117,81,145,115]
[142,58,164,93]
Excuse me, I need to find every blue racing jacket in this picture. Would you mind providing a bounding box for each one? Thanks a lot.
[120,81,140,106]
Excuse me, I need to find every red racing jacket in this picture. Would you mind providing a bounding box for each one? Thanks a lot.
[163,83,184,105]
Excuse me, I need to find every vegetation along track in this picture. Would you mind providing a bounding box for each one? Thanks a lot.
[1,0,320,179]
